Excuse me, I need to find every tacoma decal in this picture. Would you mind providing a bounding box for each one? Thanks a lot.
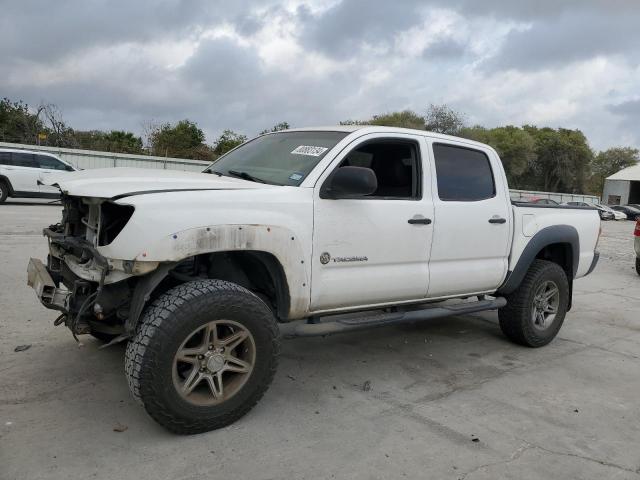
[320,252,368,264]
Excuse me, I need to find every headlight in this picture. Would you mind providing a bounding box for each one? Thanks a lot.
[98,202,135,246]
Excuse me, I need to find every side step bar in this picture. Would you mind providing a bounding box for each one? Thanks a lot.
[279,297,507,338]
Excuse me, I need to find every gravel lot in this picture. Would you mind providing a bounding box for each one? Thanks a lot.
[1,200,639,480]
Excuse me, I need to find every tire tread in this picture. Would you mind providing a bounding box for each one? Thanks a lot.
[124,279,280,434]
[499,259,568,347]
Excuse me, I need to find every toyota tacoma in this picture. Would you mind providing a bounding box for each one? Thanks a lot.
[27,126,601,434]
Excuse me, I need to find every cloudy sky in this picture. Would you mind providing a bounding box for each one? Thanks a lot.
[2,0,640,150]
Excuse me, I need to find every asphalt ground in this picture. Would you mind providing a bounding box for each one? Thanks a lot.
[1,200,639,480]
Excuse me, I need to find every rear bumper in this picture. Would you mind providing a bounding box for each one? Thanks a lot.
[27,257,70,312]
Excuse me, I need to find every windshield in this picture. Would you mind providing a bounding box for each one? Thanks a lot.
[204,131,349,186]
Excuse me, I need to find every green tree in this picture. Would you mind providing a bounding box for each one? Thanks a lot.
[149,120,209,159]
[590,147,639,193]
[459,125,536,188]
[424,103,465,134]
[38,103,77,148]
[213,129,247,156]
[260,121,290,135]
[103,130,143,153]
[524,126,593,193]
[0,97,43,144]
[75,130,143,154]
[369,110,426,129]
[340,110,425,129]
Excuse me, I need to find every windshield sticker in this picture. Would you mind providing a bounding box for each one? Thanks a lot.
[291,145,329,157]
[289,172,304,181]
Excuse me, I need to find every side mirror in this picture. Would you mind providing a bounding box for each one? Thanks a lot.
[323,166,377,198]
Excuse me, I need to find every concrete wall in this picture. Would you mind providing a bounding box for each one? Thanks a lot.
[509,189,600,204]
[602,179,630,205]
[0,141,210,172]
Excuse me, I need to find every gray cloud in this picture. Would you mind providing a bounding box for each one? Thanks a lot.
[488,10,640,71]
[2,0,640,152]
[299,0,427,57]
[422,39,468,60]
[608,99,640,118]
[0,0,267,63]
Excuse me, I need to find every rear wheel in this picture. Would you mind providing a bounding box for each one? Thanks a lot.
[0,181,8,203]
[124,279,280,434]
[636,257,640,276]
[499,260,569,347]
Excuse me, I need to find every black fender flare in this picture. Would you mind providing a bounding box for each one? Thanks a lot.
[497,225,579,295]
[124,262,175,334]
[123,252,292,334]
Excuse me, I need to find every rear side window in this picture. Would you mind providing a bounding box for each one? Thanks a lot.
[11,152,38,168]
[433,143,495,201]
[0,152,11,165]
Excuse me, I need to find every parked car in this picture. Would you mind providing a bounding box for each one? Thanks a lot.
[531,198,559,205]
[595,203,626,220]
[611,205,640,220]
[635,218,640,275]
[0,148,77,203]
[26,126,601,434]
[565,201,614,220]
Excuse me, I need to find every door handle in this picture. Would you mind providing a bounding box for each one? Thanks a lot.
[488,217,507,224]
[408,217,432,225]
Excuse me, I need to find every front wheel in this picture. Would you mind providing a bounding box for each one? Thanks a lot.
[124,279,280,434]
[499,260,569,347]
[636,257,640,276]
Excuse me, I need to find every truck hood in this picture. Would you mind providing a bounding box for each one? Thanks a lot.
[43,167,274,199]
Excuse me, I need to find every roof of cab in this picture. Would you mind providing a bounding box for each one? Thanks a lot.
[281,125,493,151]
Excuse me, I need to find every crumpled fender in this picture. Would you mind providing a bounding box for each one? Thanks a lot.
[134,223,310,318]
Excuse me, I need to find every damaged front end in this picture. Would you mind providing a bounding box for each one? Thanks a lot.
[27,195,152,341]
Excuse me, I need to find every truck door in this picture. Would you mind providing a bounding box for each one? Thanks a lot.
[426,141,511,297]
[311,133,434,312]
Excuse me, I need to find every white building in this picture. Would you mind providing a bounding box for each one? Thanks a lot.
[603,164,640,205]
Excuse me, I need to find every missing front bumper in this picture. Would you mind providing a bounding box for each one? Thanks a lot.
[27,257,70,312]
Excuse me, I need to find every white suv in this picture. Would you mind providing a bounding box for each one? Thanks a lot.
[0,148,76,203]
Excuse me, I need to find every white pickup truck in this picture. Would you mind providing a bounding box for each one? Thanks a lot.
[27,126,601,434]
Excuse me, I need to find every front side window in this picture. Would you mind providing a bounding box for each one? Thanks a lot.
[205,131,348,186]
[433,143,495,201]
[36,154,67,170]
[332,139,421,199]
[0,152,11,165]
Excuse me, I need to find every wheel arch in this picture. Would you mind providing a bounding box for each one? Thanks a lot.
[125,250,292,334]
[0,175,15,194]
[497,225,579,297]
